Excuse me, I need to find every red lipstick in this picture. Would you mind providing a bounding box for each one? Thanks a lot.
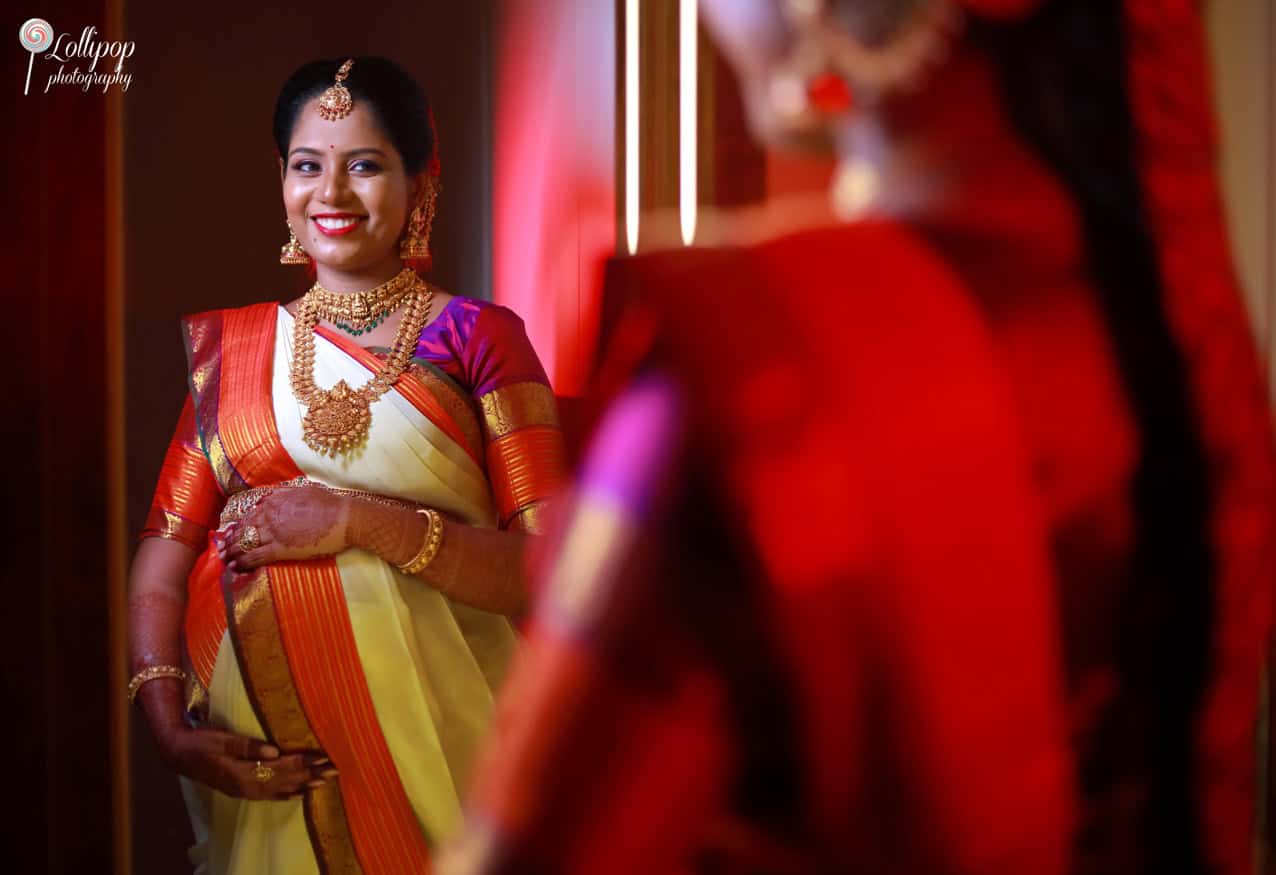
[310,212,365,237]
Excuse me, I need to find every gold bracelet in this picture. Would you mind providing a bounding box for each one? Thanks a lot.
[396,508,444,575]
[127,664,187,705]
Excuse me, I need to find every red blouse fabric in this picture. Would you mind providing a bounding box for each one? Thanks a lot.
[464,221,1083,874]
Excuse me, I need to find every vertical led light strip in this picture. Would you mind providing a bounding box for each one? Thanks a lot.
[625,0,640,254]
[679,0,697,246]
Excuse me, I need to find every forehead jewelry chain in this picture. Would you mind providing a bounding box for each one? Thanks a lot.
[317,59,355,121]
[290,272,434,456]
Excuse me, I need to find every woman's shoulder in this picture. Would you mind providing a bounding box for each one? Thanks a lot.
[426,292,531,351]
[436,293,525,329]
[179,301,285,365]
[181,300,282,329]
[419,292,545,393]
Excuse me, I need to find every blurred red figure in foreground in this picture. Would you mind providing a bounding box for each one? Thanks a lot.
[446,1,1276,873]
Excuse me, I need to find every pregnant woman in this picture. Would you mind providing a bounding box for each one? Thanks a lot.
[127,56,564,874]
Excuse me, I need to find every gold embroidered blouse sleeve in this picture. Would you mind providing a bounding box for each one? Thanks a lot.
[140,397,225,550]
[478,380,567,534]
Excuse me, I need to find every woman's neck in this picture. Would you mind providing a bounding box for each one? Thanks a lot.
[850,39,1081,260]
[313,255,406,293]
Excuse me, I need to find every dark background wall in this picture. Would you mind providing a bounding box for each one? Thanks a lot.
[5,0,118,869]
[122,4,494,870]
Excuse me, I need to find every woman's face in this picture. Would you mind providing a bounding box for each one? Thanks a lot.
[281,99,416,275]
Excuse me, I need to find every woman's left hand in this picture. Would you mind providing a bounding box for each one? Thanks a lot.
[216,486,352,572]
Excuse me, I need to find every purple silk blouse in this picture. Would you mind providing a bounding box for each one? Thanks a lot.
[412,296,550,399]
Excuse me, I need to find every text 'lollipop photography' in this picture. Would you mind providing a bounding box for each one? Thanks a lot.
[20,19,135,95]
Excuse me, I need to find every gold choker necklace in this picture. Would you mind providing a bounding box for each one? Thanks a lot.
[291,272,434,456]
[307,268,418,335]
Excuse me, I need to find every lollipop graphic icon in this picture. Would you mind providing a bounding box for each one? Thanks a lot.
[20,19,54,96]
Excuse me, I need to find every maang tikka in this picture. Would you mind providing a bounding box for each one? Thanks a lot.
[317,59,355,121]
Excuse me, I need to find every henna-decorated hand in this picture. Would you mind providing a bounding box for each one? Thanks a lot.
[215,486,352,572]
[157,724,337,801]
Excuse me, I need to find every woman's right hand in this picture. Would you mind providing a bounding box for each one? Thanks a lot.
[157,725,336,801]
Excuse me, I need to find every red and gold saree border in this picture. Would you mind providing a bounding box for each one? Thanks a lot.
[182,307,247,495]
[218,305,305,487]
[271,560,435,872]
[477,381,565,533]
[487,425,567,531]
[223,564,364,874]
[183,303,303,690]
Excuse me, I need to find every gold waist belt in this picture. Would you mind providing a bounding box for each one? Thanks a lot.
[218,476,425,529]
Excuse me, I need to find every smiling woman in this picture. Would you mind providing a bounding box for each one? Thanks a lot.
[277,59,437,287]
[125,57,565,875]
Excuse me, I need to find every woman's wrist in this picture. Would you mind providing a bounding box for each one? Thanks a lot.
[344,495,375,555]
[346,496,427,567]
[395,509,446,576]
[337,495,357,551]
[137,682,192,758]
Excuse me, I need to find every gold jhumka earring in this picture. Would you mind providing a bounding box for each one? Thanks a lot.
[280,223,311,265]
[400,176,439,262]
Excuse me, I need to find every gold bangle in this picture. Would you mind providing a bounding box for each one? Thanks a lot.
[396,508,444,575]
[127,664,187,705]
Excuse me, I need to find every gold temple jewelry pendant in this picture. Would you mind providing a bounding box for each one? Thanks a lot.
[301,380,372,456]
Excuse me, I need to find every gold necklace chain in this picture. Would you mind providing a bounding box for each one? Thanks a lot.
[290,272,434,456]
[306,267,419,331]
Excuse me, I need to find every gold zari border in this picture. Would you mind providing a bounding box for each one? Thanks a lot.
[224,566,362,872]
[479,381,561,441]
[508,502,550,535]
[140,508,208,551]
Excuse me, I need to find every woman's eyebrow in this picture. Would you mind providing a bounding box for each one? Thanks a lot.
[286,146,388,159]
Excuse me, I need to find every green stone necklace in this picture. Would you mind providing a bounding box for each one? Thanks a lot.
[306,268,419,338]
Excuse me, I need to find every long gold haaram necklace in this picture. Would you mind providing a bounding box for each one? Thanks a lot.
[291,269,434,456]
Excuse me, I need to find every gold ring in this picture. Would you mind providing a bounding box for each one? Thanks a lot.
[252,761,274,783]
[238,524,262,552]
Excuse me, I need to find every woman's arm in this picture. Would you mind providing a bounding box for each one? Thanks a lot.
[128,537,198,742]
[219,489,531,616]
[349,499,531,616]
[133,398,331,799]
[128,538,333,800]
